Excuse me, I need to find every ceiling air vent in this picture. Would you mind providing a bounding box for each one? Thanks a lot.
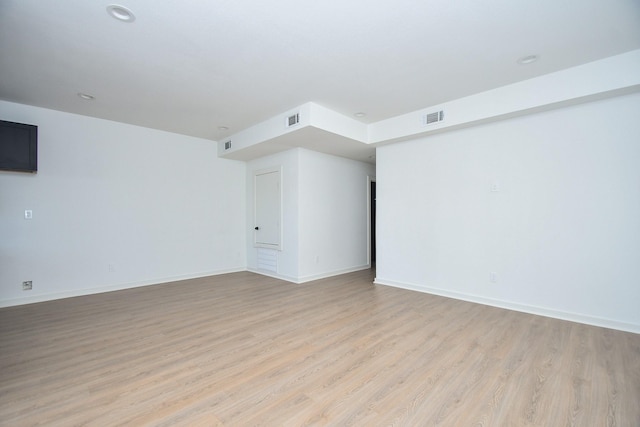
[422,110,444,126]
[286,113,300,127]
[224,140,232,150]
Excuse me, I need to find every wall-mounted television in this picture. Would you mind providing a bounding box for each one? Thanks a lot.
[0,119,38,173]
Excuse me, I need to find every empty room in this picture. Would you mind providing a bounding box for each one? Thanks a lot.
[1,1,639,425]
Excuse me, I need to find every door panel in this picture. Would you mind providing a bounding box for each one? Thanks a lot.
[254,168,281,249]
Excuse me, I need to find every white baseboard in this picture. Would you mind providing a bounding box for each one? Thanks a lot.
[246,268,299,283]
[296,265,371,283]
[2,265,372,308]
[0,268,246,308]
[248,264,371,284]
[374,277,640,335]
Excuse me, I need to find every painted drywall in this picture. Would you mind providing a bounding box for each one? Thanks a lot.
[375,93,640,333]
[0,101,247,306]
[369,49,640,144]
[216,50,640,163]
[308,103,368,143]
[219,104,312,158]
[297,149,374,281]
[246,148,374,283]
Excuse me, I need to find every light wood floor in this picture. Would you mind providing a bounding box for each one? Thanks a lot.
[1,270,639,426]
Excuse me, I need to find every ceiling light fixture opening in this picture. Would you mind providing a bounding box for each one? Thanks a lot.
[354,112,366,118]
[517,54,539,65]
[218,126,229,131]
[107,4,136,22]
[77,93,95,101]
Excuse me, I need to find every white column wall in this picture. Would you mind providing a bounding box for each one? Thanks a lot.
[246,148,374,283]
[298,149,374,281]
[246,149,300,280]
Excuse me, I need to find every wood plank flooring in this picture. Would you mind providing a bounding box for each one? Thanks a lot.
[1,270,639,426]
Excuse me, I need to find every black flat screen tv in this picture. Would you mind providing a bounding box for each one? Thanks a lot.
[0,119,38,173]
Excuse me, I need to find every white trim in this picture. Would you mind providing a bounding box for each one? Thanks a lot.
[0,268,245,308]
[246,268,298,283]
[297,265,371,284]
[249,265,371,284]
[374,277,640,335]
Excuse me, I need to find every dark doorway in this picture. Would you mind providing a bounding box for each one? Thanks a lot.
[370,180,376,264]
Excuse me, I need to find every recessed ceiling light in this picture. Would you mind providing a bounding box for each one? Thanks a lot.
[354,112,366,118]
[107,4,136,22]
[517,54,539,65]
[218,126,229,131]
[77,92,95,100]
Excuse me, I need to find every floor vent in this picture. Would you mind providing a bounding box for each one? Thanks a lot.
[422,110,444,126]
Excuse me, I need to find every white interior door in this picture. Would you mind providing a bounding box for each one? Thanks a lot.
[254,167,281,249]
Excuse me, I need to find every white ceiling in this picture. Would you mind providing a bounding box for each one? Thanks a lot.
[1,0,639,159]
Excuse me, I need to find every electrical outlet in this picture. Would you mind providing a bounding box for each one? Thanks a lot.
[22,281,32,290]
[489,272,498,283]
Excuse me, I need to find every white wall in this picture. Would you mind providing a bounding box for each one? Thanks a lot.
[375,93,640,333]
[298,149,374,281]
[246,148,374,283]
[0,101,247,306]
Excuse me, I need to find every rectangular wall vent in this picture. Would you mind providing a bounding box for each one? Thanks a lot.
[224,140,232,150]
[422,110,444,126]
[286,113,300,127]
[257,248,278,273]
